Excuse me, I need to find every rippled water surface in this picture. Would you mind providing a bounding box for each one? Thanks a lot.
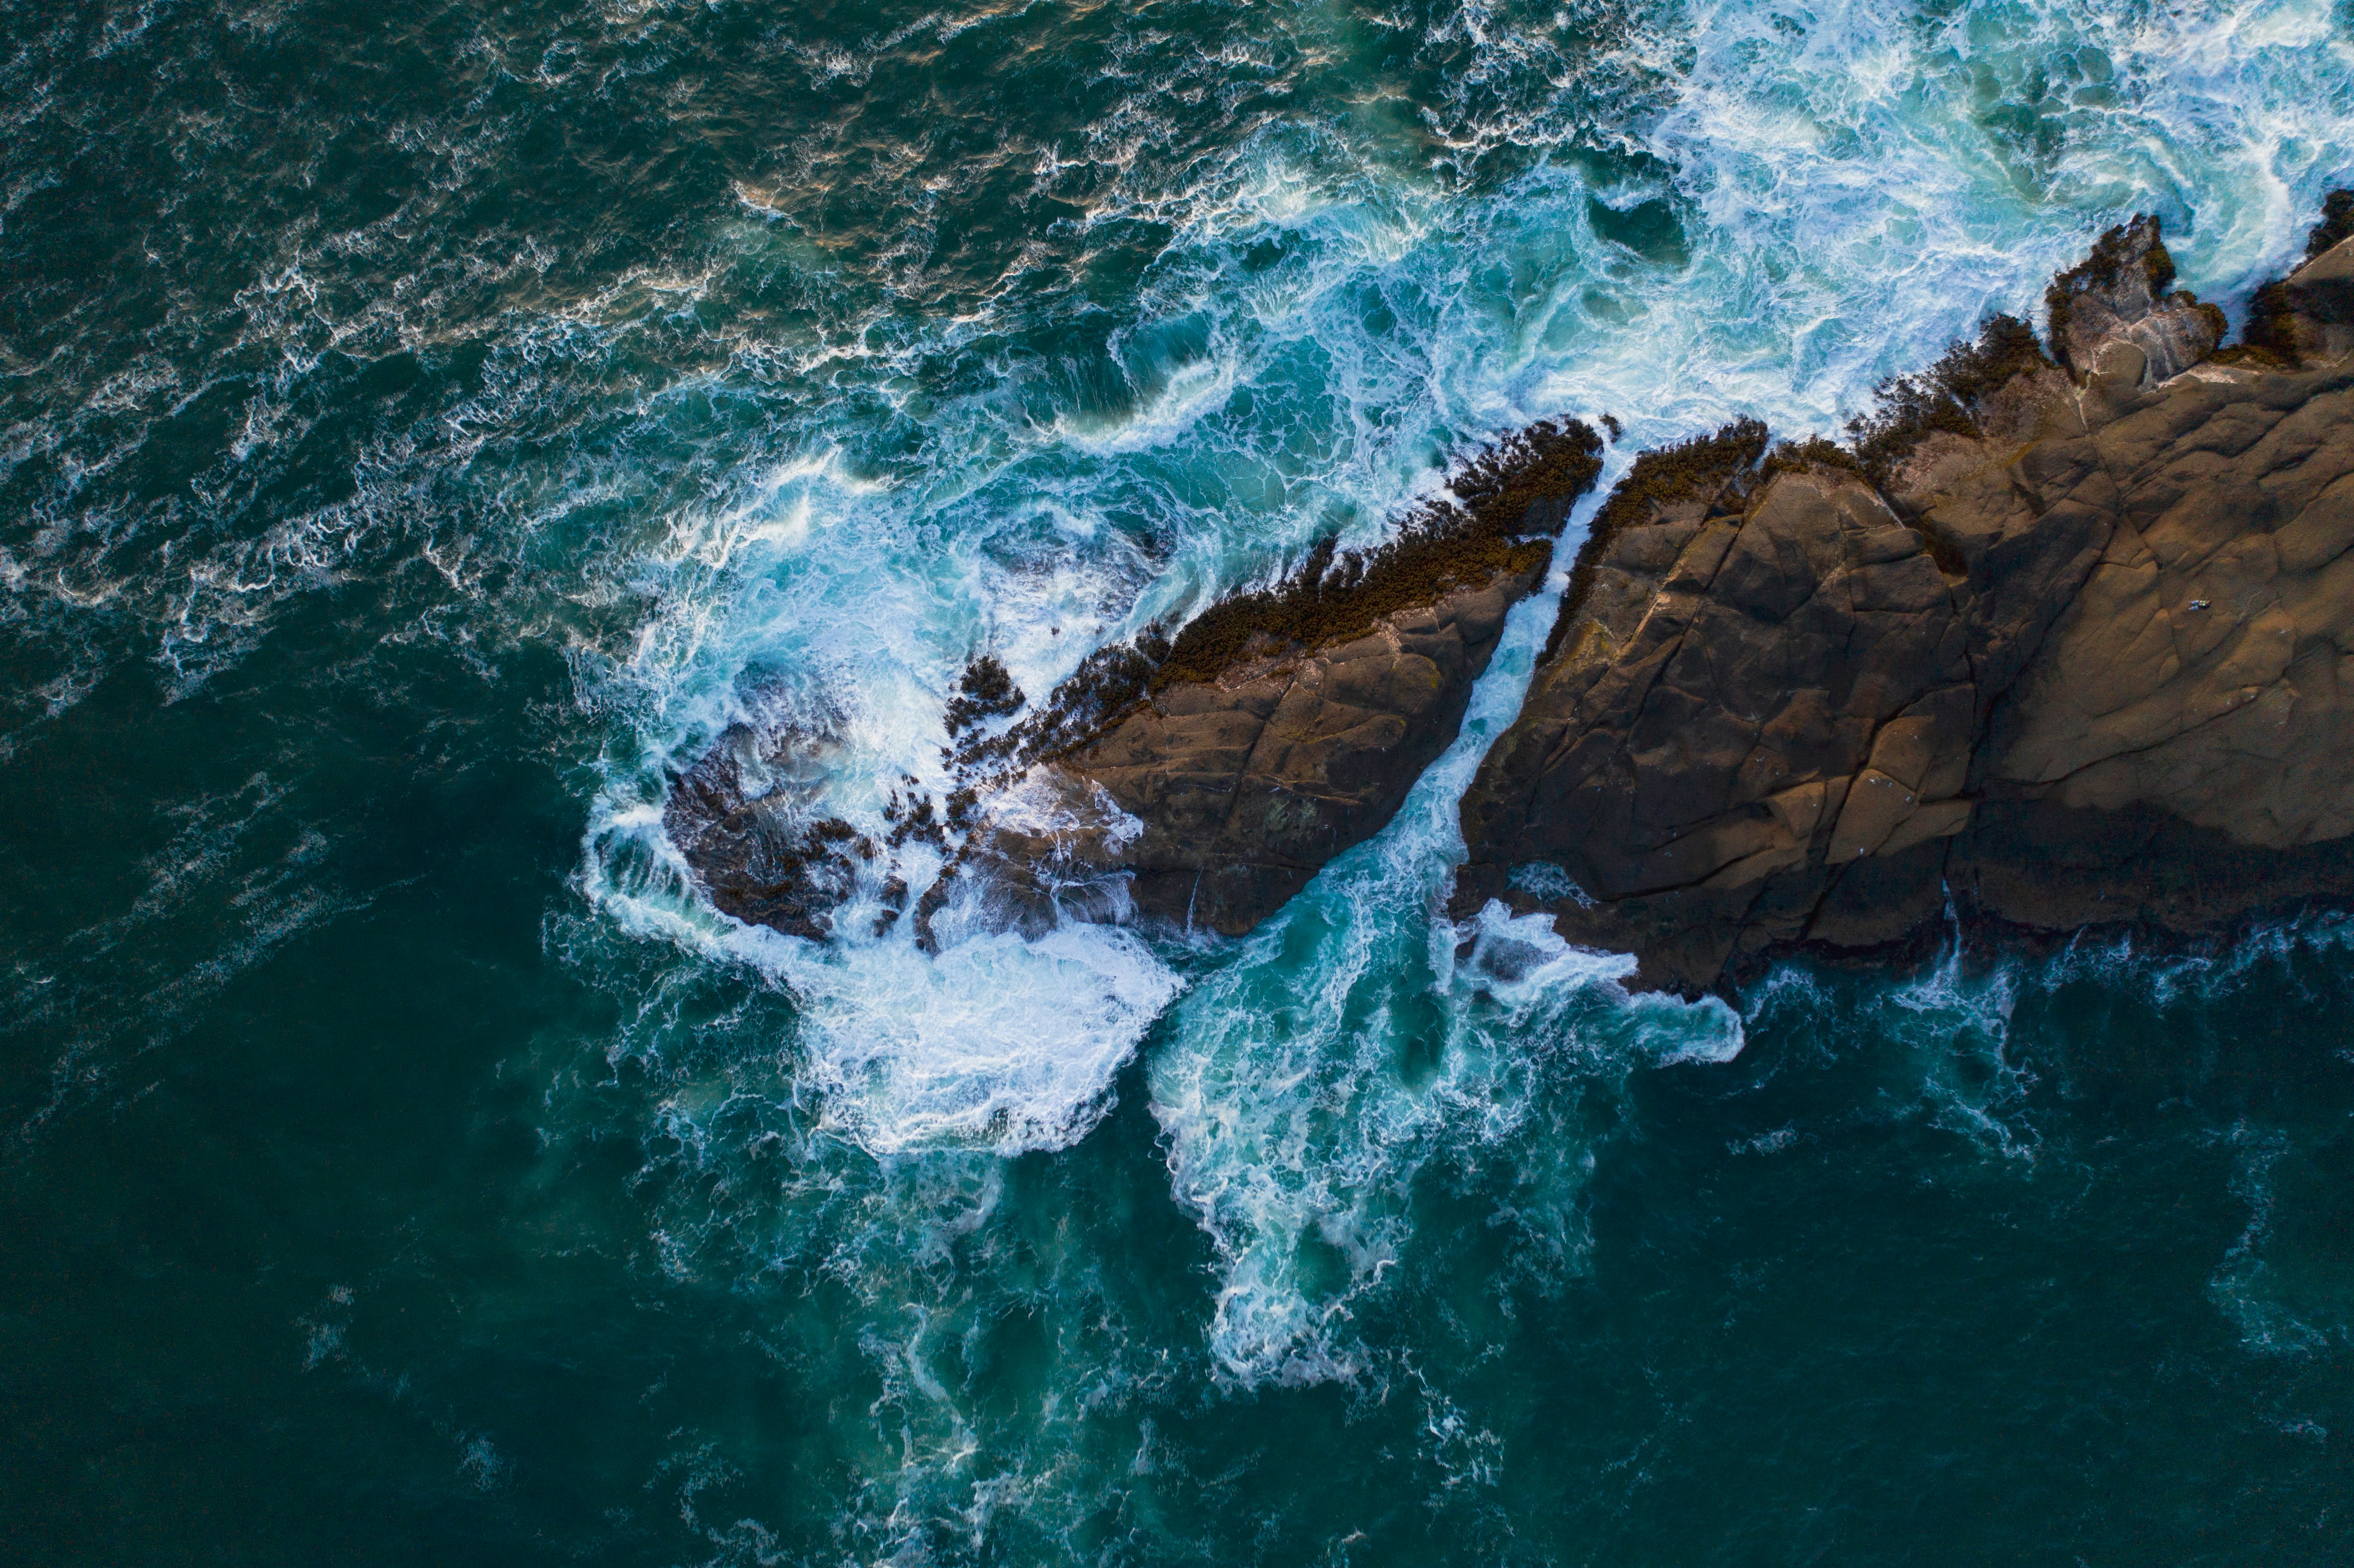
[7,0,2354,1561]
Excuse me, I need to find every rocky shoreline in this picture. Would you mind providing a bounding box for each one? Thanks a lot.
[1460,199,2354,993]
[669,195,2354,998]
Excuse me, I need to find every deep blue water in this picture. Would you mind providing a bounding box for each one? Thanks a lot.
[7,0,2354,1562]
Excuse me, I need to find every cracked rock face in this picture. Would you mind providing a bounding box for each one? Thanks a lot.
[1456,221,2354,995]
[939,569,1536,938]
[1455,465,1983,993]
[1984,366,2354,843]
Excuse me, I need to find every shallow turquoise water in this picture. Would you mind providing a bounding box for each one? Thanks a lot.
[7,0,2354,1561]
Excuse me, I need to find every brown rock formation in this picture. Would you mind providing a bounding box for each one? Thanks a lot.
[930,418,1607,938]
[665,420,1605,946]
[943,568,1537,937]
[2044,213,2225,386]
[1456,206,2354,994]
[670,206,2354,982]
[2236,190,2354,366]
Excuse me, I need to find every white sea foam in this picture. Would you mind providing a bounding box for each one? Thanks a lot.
[582,791,1183,1156]
[1138,473,1751,1384]
[2208,1120,2338,1358]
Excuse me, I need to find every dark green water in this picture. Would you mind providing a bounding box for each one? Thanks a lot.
[8,0,2354,1561]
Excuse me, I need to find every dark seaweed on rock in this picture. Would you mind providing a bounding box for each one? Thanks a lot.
[1584,417,1768,538]
[1444,416,1610,537]
[927,627,1185,814]
[2308,188,2354,258]
[2232,279,2306,367]
[1762,436,1862,479]
[940,653,1052,776]
[1541,418,1768,664]
[997,627,1173,765]
[2045,215,2174,367]
[1148,418,1604,690]
[943,655,1025,737]
[934,420,1602,783]
[2224,187,2354,367]
[1845,314,2053,485]
[2190,297,2232,348]
[885,791,946,849]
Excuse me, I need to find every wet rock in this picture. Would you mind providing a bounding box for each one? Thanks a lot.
[912,420,1605,941]
[2045,214,2224,390]
[943,569,1540,937]
[1455,202,2354,995]
[663,724,874,942]
[667,420,1604,948]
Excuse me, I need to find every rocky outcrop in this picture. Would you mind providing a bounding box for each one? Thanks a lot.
[665,419,1606,947]
[925,419,1608,939]
[2044,214,2225,386]
[671,205,2354,986]
[1455,206,2354,994]
[1455,445,1978,990]
[939,568,1537,937]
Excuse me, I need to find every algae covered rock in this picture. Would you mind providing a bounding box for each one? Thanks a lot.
[942,569,1535,937]
[930,419,1607,939]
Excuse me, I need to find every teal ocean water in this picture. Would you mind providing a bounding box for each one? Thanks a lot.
[9,0,2354,1560]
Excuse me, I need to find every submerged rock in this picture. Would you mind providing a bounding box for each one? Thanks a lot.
[1456,204,2354,993]
[664,722,878,942]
